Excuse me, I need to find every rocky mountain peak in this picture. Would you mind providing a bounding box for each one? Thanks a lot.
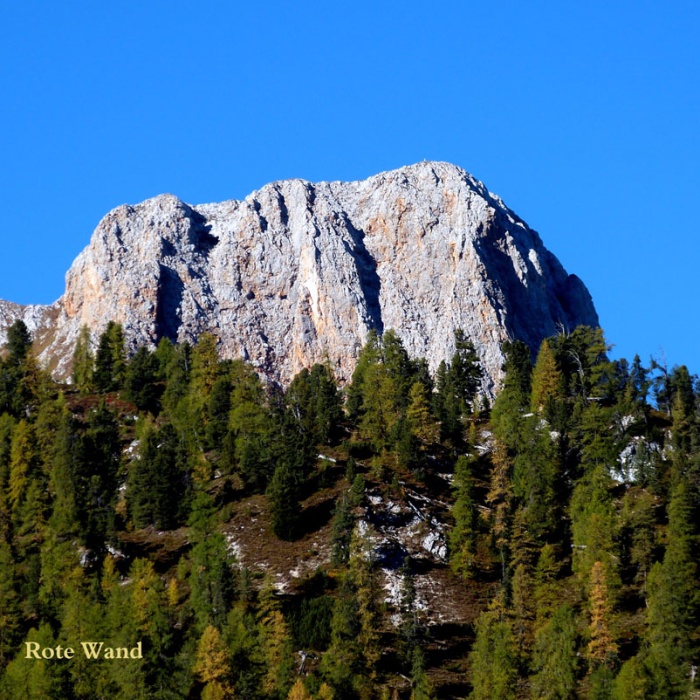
[0,162,598,391]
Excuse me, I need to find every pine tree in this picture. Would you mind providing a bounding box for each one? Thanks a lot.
[8,420,33,516]
[359,361,400,452]
[71,324,95,394]
[529,604,578,700]
[223,604,265,697]
[345,330,381,422]
[643,478,696,697]
[127,423,189,530]
[510,561,535,656]
[448,329,483,415]
[533,544,561,626]
[320,573,361,699]
[490,340,532,446]
[0,537,21,665]
[0,321,35,418]
[191,332,222,400]
[123,345,159,412]
[316,683,335,700]
[1,623,62,699]
[206,375,233,449]
[190,531,236,632]
[612,657,649,700]
[93,321,126,392]
[530,339,562,414]
[348,530,381,680]
[161,341,192,414]
[268,459,302,541]
[449,455,478,578]
[5,320,32,363]
[410,646,433,700]
[468,605,518,700]
[286,363,343,446]
[330,493,354,566]
[380,330,415,408]
[569,466,618,588]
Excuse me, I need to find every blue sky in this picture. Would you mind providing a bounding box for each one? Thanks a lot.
[1,2,698,374]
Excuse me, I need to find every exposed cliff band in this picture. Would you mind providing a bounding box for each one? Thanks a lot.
[0,161,598,392]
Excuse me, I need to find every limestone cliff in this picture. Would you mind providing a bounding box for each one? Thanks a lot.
[0,162,598,392]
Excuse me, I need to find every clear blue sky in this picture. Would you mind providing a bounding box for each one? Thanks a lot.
[1,2,698,374]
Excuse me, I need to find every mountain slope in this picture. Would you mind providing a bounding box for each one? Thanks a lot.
[0,162,597,390]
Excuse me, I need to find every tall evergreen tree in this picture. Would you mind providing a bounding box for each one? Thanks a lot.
[93,321,126,392]
[127,423,189,530]
[468,605,518,700]
[123,346,159,412]
[449,454,478,578]
[71,325,95,395]
[643,478,697,697]
[529,604,578,700]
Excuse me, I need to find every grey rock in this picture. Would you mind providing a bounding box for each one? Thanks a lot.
[0,162,598,392]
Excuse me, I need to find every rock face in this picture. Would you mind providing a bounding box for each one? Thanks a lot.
[0,162,598,392]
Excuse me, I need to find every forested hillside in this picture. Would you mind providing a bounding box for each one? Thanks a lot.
[0,320,697,699]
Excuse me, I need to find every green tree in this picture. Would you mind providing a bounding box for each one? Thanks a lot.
[286,363,343,446]
[71,325,95,394]
[643,478,697,697]
[94,321,126,392]
[320,574,361,700]
[529,604,578,700]
[612,657,649,700]
[331,493,354,566]
[530,339,562,415]
[468,605,518,700]
[127,423,190,530]
[491,340,532,443]
[449,455,478,578]
[448,329,483,415]
[268,459,302,541]
[5,320,32,362]
[123,346,159,412]
[406,381,439,446]
[8,420,34,517]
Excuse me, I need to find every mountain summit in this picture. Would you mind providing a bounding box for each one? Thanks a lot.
[0,162,597,390]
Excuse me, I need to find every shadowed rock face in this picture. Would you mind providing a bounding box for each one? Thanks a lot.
[0,162,598,393]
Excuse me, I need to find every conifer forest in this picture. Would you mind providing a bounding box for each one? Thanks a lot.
[0,319,698,699]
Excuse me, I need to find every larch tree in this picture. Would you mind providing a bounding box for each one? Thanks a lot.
[587,561,617,669]
[194,625,235,700]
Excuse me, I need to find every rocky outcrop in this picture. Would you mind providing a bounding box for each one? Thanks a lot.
[0,162,598,392]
